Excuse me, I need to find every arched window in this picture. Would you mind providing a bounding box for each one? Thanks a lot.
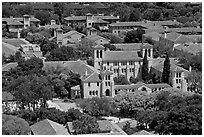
[96,50,99,58]
[96,91,98,95]
[100,50,103,58]
[142,87,147,91]
[89,91,92,95]
[105,89,110,96]
[93,91,95,95]
[148,49,151,57]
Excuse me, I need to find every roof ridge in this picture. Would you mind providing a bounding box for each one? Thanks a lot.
[82,71,96,81]
[174,34,182,41]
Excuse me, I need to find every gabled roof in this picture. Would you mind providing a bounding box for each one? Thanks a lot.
[30,119,69,135]
[140,43,153,49]
[161,32,192,44]
[71,85,80,90]
[143,32,162,41]
[103,51,142,62]
[93,19,109,24]
[43,24,62,29]
[2,17,40,23]
[7,20,24,26]
[175,43,202,55]
[2,62,18,72]
[170,27,202,33]
[2,42,19,57]
[86,35,109,42]
[2,38,29,47]
[113,43,141,51]
[151,58,189,76]
[63,30,86,38]
[2,92,15,101]
[83,72,101,82]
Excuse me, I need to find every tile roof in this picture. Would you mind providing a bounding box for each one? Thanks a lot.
[151,58,189,76]
[2,92,15,101]
[93,19,109,24]
[71,85,80,90]
[170,27,202,33]
[109,21,151,28]
[103,51,142,62]
[2,17,40,22]
[175,43,202,55]
[83,72,101,82]
[2,62,18,72]
[64,15,118,21]
[43,24,62,29]
[143,32,162,41]
[7,20,24,26]
[86,35,109,42]
[185,35,202,42]
[31,119,69,135]
[2,42,19,57]
[62,30,86,38]
[2,38,29,47]
[161,32,192,44]
[113,43,141,51]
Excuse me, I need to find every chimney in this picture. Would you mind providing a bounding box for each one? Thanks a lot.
[51,20,56,25]
[85,69,88,76]
[189,66,192,72]
[56,28,63,45]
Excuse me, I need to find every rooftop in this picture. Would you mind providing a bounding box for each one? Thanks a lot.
[2,38,29,47]
[143,32,162,41]
[2,92,15,101]
[86,34,109,43]
[174,43,202,55]
[30,119,69,135]
[103,51,142,62]
[2,42,19,57]
[161,32,192,44]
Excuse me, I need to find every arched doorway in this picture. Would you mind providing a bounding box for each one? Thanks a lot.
[105,89,110,96]
[141,87,147,91]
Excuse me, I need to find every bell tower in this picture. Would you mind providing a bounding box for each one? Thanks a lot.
[93,44,105,71]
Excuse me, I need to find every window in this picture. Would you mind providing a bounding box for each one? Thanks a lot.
[98,62,100,66]
[93,91,95,95]
[96,50,99,58]
[96,91,98,95]
[114,62,118,66]
[121,62,126,66]
[179,73,181,77]
[108,75,110,80]
[105,82,107,86]
[129,61,134,65]
[179,79,181,83]
[97,82,99,86]
[88,83,91,87]
[89,91,92,95]
[107,62,109,66]
[139,61,141,65]
[88,23,91,26]
[108,82,111,86]
[100,50,103,58]
[176,79,178,84]
[115,90,118,95]
[148,49,151,57]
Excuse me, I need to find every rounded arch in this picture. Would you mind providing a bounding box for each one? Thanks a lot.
[105,89,110,96]
[141,87,147,91]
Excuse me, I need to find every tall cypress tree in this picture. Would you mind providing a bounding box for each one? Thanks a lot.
[142,50,149,81]
[162,53,171,83]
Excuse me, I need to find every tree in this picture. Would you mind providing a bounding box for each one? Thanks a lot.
[142,50,149,81]
[53,3,64,23]
[17,57,44,76]
[186,71,202,94]
[113,90,155,116]
[35,10,51,25]
[98,32,124,43]
[129,8,141,21]
[162,53,170,84]
[46,46,76,61]
[72,114,100,134]
[76,97,117,117]
[2,114,30,135]
[113,75,129,85]
[124,29,145,43]
[123,121,133,135]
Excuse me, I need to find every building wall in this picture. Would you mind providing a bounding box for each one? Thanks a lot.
[83,82,101,98]
[62,33,83,45]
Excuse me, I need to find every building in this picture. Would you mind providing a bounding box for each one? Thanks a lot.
[64,13,119,30]
[174,43,202,55]
[157,32,193,52]
[30,119,69,135]
[52,29,86,46]
[2,15,40,29]
[150,58,190,92]
[2,42,19,57]
[2,92,19,112]
[66,120,127,135]
[20,43,44,60]
[109,20,181,35]
[93,44,153,79]
[85,34,110,45]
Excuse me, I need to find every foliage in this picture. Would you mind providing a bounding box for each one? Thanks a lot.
[26,32,46,44]
[186,71,202,94]
[103,44,118,51]
[46,46,76,61]
[2,114,31,135]
[162,54,170,83]
[129,8,141,21]
[113,75,129,85]
[113,91,155,116]
[76,97,117,117]
[124,29,145,43]
[141,50,149,81]
[35,10,51,25]
[39,39,58,56]
[72,114,100,134]
[17,57,44,76]
[98,32,124,43]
